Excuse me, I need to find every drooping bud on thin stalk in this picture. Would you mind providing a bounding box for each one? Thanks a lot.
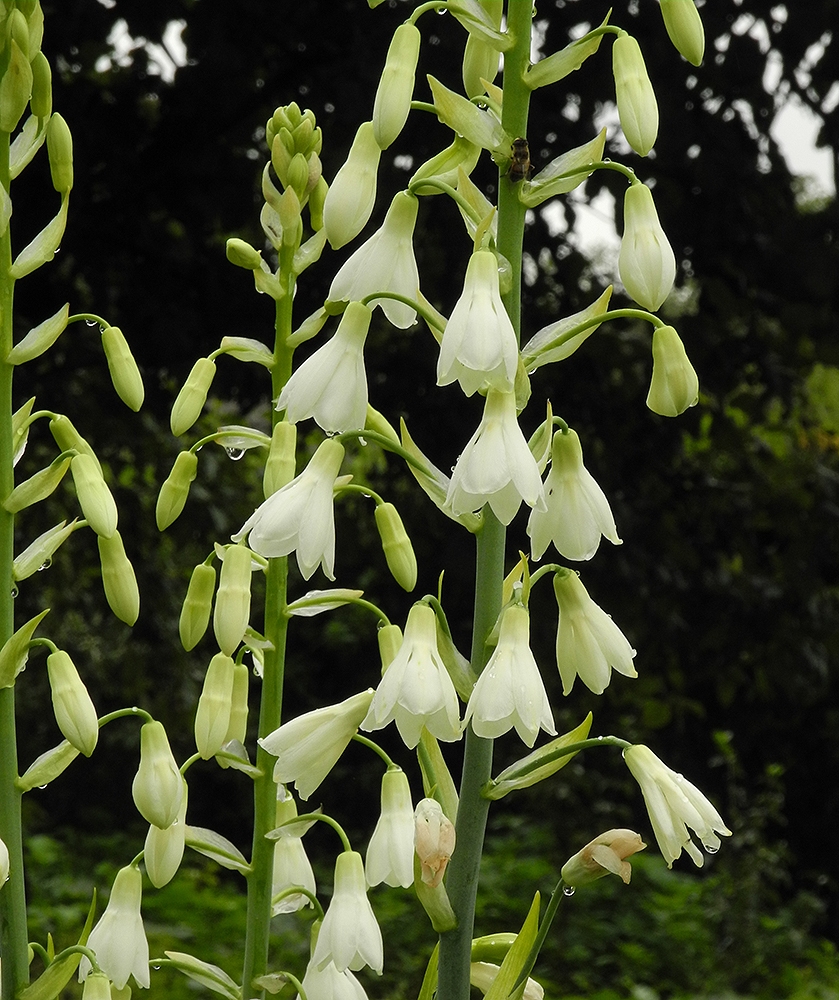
[102,325,144,411]
[132,721,183,829]
[98,531,140,626]
[659,0,705,66]
[646,325,699,416]
[194,652,236,759]
[618,181,676,312]
[46,112,73,193]
[144,778,188,888]
[612,32,658,156]
[156,450,198,530]
[179,561,216,651]
[170,357,216,436]
[372,22,421,149]
[323,121,381,249]
[374,502,417,592]
[46,650,99,756]
[71,453,118,538]
[263,421,297,498]
[212,544,253,656]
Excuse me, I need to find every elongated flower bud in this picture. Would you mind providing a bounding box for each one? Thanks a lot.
[46,112,73,193]
[618,182,675,311]
[646,325,699,416]
[224,661,249,746]
[194,652,235,759]
[47,650,98,756]
[49,414,101,472]
[98,531,140,626]
[374,502,417,592]
[414,798,456,888]
[144,779,187,888]
[170,357,216,436]
[71,453,118,538]
[29,49,51,118]
[226,237,262,270]
[263,421,297,498]
[377,624,403,675]
[213,544,253,655]
[81,972,112,1000]
[0,39,33,133]
[13,519,77,580]
[660,0,705,66]
[156,451,198,530]
[373,22,421,149]
[179,561,216,651]
[132,721,183,829]
[612,33,658,156]
[102,325,144,411]
[323,121,381,249]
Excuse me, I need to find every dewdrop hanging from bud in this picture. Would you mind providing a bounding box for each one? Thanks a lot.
[179,561,216,651]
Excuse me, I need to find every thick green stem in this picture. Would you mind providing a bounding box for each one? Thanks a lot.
[241,270,295,996]
[0,129,29,997]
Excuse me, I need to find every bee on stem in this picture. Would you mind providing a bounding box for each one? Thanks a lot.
[508,137,531,182]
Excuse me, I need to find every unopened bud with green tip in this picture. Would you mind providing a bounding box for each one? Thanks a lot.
[81,972,113,1000]
[98,531,140,625]
[0,37,33,133]
[170,356,216,435]
[224,660,249,746]
[132,720,183,829]
[194,652,235,759]
[646,325,699,417]
[372,22,421,149]
[46,112,73,192]
[287,152,310,200]
[619,182,676,311]
[323,120,381,249]
[378,623,403,675]
[374,502,417,592]
[144,778,187,887]
[29,49,51,118]
[49,414,101,472]
[461,0,503,97]
[156,450,198,530]
[226,237,262,270]
[6,9,29,56]
[47,649,99,756]
[179,561,216,651]
[71,453,117,538]
[308,175,328,231]
[3,454,71,513]
[263,420,297,498]
[102,325,144,410]
[612,32,658,156]
[660,0,705,66]
[213,544,253,655]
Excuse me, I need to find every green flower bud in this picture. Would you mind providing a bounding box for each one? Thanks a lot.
[377,623,403,676]
[179,562,216,651]
[0,38,32,133]
[82,972,113,1000]
[71,453,117,538]
[170,356,216,436]
[194,652,235,759]
[98,531,140,626]
[17,739,79,791]
[646,325,699,417]
[47,649,98,756]
[101,324,143,411]
[612,33,658,156]
[46,112,72,192]
[660,0,705,66]
[156,450,198,530]
[3,454,71,513]
[132,720,183,829]
[461,0,503,98]
[144,778,187,887]
[372,22,421,150]
[49,414,101,473]
[213,544,253,656]
[6,9,29,57]
[226,237,262,270]
[224,661,249,746]
[25,1,44,56]
[374,502,417,592]
[29,49,51,118]
[287,151,309,200]
[323,121,381,249]
[263,420,297,498]
[308,175,327,232]
[618,182,675,311]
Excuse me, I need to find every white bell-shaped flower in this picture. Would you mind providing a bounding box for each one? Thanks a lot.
[79,865,150,990]
[528,428,621,562]
[277,302,372,434]
[365,767,415,888]
[233,438,345,580]
[311,850,384,974]
[362,602,461,749]
[328,191,420,329]
[464,605,556,747]
[296,960,369,1000]
[618,181,675,311]
[447,389,546,526]
[624,745,731,867]
[271,790,317,912]
[437,250,519,396]
[553,571,637,696]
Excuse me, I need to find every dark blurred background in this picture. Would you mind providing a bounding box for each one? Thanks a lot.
[12,1,839,997]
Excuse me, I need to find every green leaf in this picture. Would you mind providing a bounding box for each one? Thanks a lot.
[418,730,459,822]
[521,286,613,370]
[10,114,50,179]
[18,892,97,1000]
[417,943,440,1000]
[524,11,610,90]
[449,0,514,51]
[7,302,70,364]
[427,75,511,157]
[218,337,274,367]
[10,194,69,278]
[482,893,540,1000]
[158,951,242,1000]
[185,826,251,874]
[517,129,607,208]
[0,608,49,688]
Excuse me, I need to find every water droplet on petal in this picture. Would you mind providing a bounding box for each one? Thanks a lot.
[358,436,367,447]
[85,318,98,327]
[225,447,246,461]
[38,784,47,789]
[11,584,19,597]
[563,885,575,896]
[37,558,52,572]
[705,844,719,854]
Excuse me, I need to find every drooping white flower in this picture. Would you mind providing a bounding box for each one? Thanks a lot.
[560,828,646,888]
[646,325,699,416]
[447,389,546,526]
[471,963,544,1000]
[144,779,188,889]
[365,767,415,888]
[233,438,345,580]
[79,865,150,990]
[437,250,519,396]
[271,789,317,913]
[361,603,461,749]
[413,798,455,888]
[277,302,372,434]
[618,181,675,311]
[464,604,556,747]
[624,745,732,867]
[553,571,637,696]
[259,689,374,800]
[528,428,621,562]
[328,190,420,329]
[296,960,369,1000]
[311,850,384,974]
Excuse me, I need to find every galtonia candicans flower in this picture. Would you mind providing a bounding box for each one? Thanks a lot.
[612,32,658,156]
[624,745,732,868]
[271,789,317,913]
[646,325,699,416]
[414,798,455,888]
[618,181,676,312]
[79,865,150,990]
[560,828,646,888]
[365,767,415,888]
[311,851,384,974]
[233,438,345,580]
[528,428,621,562]
[323,121,381,249]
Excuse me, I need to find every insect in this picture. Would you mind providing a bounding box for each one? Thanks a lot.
[508,137,531,182]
